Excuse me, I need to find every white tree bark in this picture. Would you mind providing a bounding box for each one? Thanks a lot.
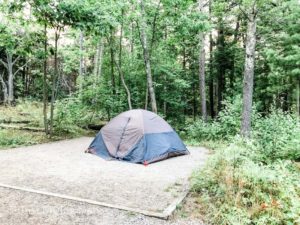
[198,0,207,121]
[241,11,257,137]
[115,58,132,110]
[139,0,157,113]
[7,53,14,104]
[0,72,8,103]
[94,38,104,79]
[0,52,29,105]
[297,77,300,116]
[79,31,84,77]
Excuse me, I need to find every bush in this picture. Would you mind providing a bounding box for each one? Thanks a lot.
[186,96,259,141]
[253,110,300,162]
[186,100,300,224]
[185,99,300,162]
[54,97,91,134]
[191,144,300,225]
[184,119,221,141]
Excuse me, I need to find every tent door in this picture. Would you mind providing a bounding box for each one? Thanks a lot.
[115,117,131,158]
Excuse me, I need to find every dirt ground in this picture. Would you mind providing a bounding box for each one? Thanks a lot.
[0,137,207,225]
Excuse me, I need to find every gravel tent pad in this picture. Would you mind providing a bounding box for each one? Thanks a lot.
[0,187,206,225]
[0,137,207,219]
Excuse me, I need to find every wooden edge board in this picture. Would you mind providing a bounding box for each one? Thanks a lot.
[0,182,189,220]
[162,184,190,219]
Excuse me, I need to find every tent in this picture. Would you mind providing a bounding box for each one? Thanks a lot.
[86,109,189,164]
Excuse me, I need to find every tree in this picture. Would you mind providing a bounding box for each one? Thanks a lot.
[43,23,48,134]
[0,20,31,105]
[240,0,258,137]
[198,0,207,121]
[115,7,132,110]
[139,0,157,113]
[261,0,300,115]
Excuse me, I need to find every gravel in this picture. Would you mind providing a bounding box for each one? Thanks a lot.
[0,187,205,225]
[0,137,207,225]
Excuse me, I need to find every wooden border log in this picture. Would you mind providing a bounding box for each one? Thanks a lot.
[0,124,44,132]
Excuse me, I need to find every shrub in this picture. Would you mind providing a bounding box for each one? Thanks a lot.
[185,96,258,141]
[185,100,300,162]
[185,119,221,141]
[253,110,300,162]
[54,97,90,134]
[187,104,300,224]
[191,144,300,225]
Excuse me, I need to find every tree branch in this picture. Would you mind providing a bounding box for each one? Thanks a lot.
[238,5,251,21]
[0,71,5,83]
[0,59,8,69]
[203,1,210,8]
[13,59,31,77]
[149,0,161,56]
[12,55,21,66]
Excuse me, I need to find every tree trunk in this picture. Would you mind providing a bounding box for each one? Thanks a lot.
[49,30,59,137]
[183,43,188,117]
[115,60,132,110]
[79,31,84,77]
[94,38,104,80]
[241,12,257,137]
[209,31,215,119]
[229,17,240,89]
[198,0,207,122]
[209,0,215,119]
[139,0,157,113]
[43,23,49,134]
[116,9,132,110]
[163,73,167,116]
[0,52,28,106]
[130,21,134,60]
[7,53,14,105]
[109,27,116,95]
[149,0,161,57]
[297,77,300,116]
[217,22,225,114]
[0,72,8,104]
[145,87,148,110]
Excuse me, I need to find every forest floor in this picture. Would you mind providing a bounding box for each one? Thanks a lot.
[0,137,208,225]
[0,102,90,149]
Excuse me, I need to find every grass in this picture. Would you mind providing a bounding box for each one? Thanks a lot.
[0,100,93,149]
[0,129,48,149]
[0,100,43,126]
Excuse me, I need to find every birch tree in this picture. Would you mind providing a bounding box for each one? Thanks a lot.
[0,24,31,105]
[139,0,157,113]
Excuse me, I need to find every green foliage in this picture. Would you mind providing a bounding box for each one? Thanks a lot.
[186,96,252,141]
[0,129,39,148]
[78,75,127,117]
[186,97,300,162]
[253,110,300,162]
[187,100,300,224]
[54,75,125,134]
[0,99,43,126]
[191,144,300,225]
[54,96,96,134]
[0,1,299,224]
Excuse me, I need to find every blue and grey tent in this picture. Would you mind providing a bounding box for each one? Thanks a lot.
[86,109,189,164]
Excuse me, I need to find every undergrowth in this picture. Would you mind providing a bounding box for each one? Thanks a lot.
[0,99,90,148]
[0,129,47,149]
[185,97,300,224]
